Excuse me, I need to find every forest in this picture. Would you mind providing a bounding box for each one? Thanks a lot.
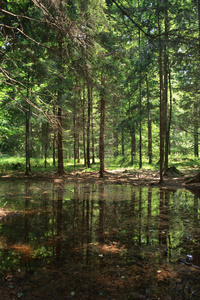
[1,2,200,299]
[0,0,200,182]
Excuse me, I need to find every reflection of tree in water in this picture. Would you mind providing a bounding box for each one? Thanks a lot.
[99,184,105,245]
[146,187,152,245]
[190,191,200,267]
[159,191,169,243]
[56,188,63,261]
[1,182,200,298]
[24,181,30,246]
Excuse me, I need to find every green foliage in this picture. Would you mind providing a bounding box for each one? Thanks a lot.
[0,0,200,175]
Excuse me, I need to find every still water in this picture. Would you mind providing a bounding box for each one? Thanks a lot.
[0,180,200,299]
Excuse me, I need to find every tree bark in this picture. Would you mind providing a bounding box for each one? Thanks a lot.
[44,122,49,168]
[114,130,119,157]
[194,102,199,157]
[121,126,125,156]
[73,97,76,171]
[131,130,136,165]
[25,104,30,175]
[82,85,87,167]
[25,72,30,176]
[193,0,200,157]
[164,1,170,173]
[57,105,64,175]
[57,36,65,175]
[138,0,142,169]
[164,64,173,173]
[158,8,164,183]
[53,105,56,167]
[91,86,95,164]
[146,74,152,164]
[87,77,91,168]
[99,73,105,178]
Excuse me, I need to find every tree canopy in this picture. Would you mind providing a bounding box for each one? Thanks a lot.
[0,0,199,179]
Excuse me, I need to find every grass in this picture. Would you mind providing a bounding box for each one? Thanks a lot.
[0,154,199,176]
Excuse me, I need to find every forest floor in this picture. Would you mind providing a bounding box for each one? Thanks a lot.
[64,168,200,190]
[1,167,200,190]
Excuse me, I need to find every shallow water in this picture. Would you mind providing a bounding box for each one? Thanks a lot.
[0,180,200,299]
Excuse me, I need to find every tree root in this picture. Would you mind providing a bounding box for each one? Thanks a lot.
[185,172,200,184]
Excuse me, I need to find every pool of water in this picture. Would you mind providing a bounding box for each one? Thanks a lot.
[0,179,200,299]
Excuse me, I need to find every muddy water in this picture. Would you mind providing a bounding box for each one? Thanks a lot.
[0,180,200,299]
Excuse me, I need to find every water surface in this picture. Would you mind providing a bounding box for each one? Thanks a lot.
[0,180,200,299]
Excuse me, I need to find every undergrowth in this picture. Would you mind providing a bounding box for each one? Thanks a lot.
[0,154,199,176]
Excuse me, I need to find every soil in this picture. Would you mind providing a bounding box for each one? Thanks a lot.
[1,168,200,190]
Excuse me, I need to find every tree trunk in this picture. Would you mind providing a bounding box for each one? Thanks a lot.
[53,105,56,167]
[138,0,142,169]
[57,37,65,175]
[25,70,31,176]
[193,0,200,157]
[164,1,170,173]
[194,102,199,157]
[91,86,95,164]
[99,73,105,178]
[25,104,30,175]
[131,130,135,165]
[114,130,119,157]
[158,9,164,183]
[82,85,87,167]
[87,78,91,168]
[77,121,81,164]
[121,127,125,156]
[44,122,49,168]
[164,63,173,172]
[146,74,152,164]
[57,105,64,175]
[73,97,76,171]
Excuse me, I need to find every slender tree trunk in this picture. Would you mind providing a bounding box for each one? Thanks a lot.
[114,130,119,157]
[158,11,164,183]
[194,102,199,157]
[91,86,95,164]
[57,37,65,175]
[25,72,30,176]
[164,1,170,173]
[131,130,135,165]
[165,64,173,172]
[25,104,30,175]
[57,104,64,175]
[87,78,91,168]
[53,105,56,167]
[194,0,200,157]
[44,122,49,168]
[121,127,125,156]
[53,128,56,167]
[113,96,119,158]
[138,0,142,169]
[77,119,81,164]
[73,97,76,170]
[139,81,142,169]
[99,73,105,178]
[82,85,87,167]
[146,74,152,164]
